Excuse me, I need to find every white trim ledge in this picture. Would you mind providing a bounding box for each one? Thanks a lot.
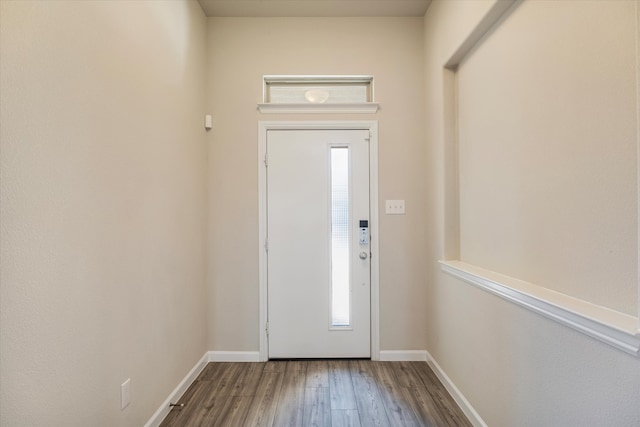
[379,350,428,361]
[144,352,209,427]
[257,102,380,114]
[426,351,487,427]
[439,260,640,357]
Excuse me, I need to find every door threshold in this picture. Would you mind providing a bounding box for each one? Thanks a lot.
[268,357,372,361]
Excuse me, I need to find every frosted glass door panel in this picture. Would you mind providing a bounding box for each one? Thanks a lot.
[331,147,350,327]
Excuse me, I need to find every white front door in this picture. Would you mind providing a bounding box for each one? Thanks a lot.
[267,129,371,358]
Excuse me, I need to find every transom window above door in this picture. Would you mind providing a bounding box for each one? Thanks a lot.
[258,75,380,114]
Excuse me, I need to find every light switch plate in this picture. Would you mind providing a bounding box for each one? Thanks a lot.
[385,200,405,215]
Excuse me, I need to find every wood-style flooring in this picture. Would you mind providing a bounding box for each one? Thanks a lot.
[159,360,472,427]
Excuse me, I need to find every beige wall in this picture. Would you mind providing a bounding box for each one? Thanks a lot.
[424,0,640,425]
[0,1,208,426]
[4,1,640,426]
[205,17,428,352]
[458,0,637,315]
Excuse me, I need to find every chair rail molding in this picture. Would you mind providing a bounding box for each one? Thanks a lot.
[440,261,640,357]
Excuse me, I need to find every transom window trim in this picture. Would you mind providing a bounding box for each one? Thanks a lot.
[259,75,380,114]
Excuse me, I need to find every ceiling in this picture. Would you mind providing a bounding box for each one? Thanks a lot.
[197,0,432,17]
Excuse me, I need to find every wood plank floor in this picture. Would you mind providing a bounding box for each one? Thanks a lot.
[159,360,472,427]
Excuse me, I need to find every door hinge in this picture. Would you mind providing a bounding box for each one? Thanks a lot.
[265,322,269,336]
[264,238,268,252]
[365,130,372,141]
[264,153,268,167]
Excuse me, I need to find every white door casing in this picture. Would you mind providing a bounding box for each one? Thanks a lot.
[258,121,379,361]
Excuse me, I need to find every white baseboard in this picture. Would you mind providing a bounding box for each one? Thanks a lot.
[208,351,261,362]
[425,350,487,427]
[144,351,209,427]
[379,350,428,361]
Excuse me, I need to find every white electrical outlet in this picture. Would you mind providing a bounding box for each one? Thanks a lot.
[385,199,405,215]
[121,378,131,410]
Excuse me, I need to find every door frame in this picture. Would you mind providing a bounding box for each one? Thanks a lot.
[258,120,380,361]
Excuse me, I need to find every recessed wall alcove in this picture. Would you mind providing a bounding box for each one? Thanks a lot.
[439,0,640,356]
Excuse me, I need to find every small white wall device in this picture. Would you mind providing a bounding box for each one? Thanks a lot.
[204,114,212,130]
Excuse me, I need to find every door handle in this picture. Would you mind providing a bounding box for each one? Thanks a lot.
[359,251,368,260]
